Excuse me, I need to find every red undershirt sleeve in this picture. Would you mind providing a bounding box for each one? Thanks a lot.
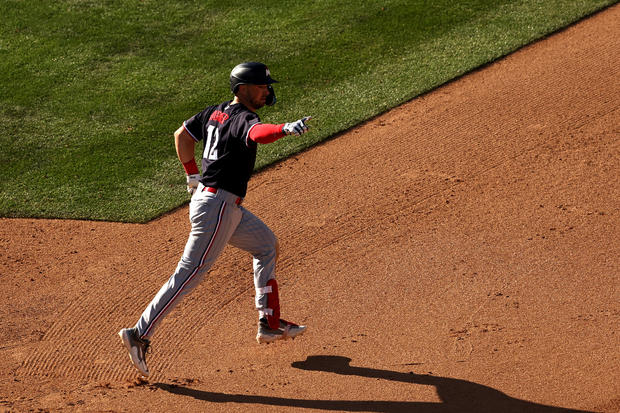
[248,123,286,144]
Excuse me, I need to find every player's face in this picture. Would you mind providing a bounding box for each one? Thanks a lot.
[237,84,269,111]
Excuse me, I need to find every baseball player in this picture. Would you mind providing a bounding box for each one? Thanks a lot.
[119,62,310,376]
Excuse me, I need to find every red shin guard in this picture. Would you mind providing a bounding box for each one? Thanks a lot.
[265,279,281,329]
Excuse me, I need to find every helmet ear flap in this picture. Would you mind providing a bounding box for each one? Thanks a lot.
[265,85,276,106]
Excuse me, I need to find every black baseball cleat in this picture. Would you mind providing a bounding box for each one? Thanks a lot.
[256,317,307,344]
[118,327,150,376]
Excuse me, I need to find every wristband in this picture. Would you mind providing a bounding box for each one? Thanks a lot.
[182,159,199,175]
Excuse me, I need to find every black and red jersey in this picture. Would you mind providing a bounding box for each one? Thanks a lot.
[183,101,260,198]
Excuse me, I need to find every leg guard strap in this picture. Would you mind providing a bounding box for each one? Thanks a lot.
[257,279,280,329]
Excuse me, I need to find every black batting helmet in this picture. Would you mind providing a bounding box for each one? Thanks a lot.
[229,62,278,106]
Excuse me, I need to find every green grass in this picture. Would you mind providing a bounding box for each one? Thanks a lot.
[0,0,616,222]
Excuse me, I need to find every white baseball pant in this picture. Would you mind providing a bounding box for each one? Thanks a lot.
[135,183,277,339]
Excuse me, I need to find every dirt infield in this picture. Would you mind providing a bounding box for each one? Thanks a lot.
[1,5,618,412]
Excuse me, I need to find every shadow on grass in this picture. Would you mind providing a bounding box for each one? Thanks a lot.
[155,355,594,412]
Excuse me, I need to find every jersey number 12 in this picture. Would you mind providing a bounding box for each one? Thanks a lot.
[204,125,220,161]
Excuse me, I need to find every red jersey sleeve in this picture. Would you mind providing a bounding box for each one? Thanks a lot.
[248,123,286,144]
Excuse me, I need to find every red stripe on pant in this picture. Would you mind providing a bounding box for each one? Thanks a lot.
[142,202,227,338]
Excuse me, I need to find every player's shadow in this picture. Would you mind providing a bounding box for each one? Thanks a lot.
[155,355,594,412]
